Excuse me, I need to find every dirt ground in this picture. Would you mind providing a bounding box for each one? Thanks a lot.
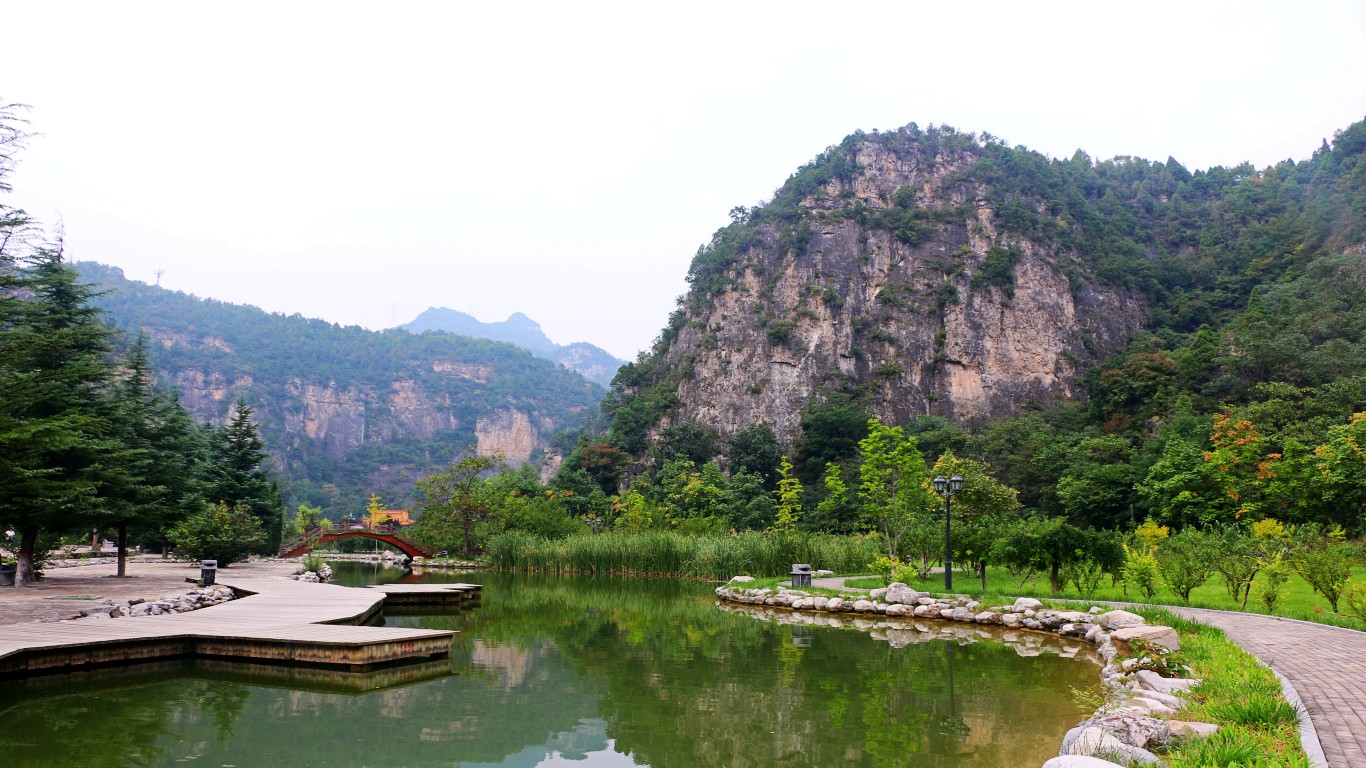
[0,558,297,625]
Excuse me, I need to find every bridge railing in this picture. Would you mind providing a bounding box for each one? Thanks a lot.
[279,521,434,558]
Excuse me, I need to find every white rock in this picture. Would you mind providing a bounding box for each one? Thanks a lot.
[1111,625,1180,654]
[729,575,754,583]
[884,583,919,605]
[1098,610,1146,630]
[852,599,875,613]
[1065,726,1160,765]
[1042,757,1129,768]
[1134,669,1200,695]
[1012,597,1044,612]
[1137,689,1184,711]
[1167,721,1219,740]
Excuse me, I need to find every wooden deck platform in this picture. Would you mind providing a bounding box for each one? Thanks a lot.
[0,576,476,678]
[366,582,482,606]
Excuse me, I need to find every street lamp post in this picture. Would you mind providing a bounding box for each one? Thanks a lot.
[933,474,964,592]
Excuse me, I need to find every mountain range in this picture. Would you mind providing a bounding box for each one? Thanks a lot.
[398,307,624,387]
[74,262,605,516]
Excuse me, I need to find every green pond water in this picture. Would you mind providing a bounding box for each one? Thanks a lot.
[1,564,1100,767]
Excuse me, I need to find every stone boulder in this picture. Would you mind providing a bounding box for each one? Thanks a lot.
[1012,597,1043,612]
[1097,610,1146,630]
[1110,625,1180,655]
[1134,669,1201,695]
[1042,757,1129,768]
[884,583,921,605]
[1062,726,1160,765]
[1167,721,1219,740]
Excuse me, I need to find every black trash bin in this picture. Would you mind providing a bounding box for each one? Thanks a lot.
[791,563,812,588]
[200,560,217,587]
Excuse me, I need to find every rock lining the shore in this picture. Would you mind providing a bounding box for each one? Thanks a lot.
[716,579,1218,767]
[39,586,238,623]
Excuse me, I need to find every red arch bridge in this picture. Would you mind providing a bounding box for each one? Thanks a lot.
[279,524,435,560]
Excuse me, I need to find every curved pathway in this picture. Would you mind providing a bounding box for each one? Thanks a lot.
[811,576,1362,768]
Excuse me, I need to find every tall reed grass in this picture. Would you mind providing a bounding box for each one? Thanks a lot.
[484,530,880,580]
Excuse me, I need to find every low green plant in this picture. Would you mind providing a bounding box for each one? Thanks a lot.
[867,555,898,584]
[1121,637,1192,678]
[1260,552,1291,613]
[1340,580,1366,624]
[300,552,327,573]
[1168,727,1272,768]
[1206,693,1302,728]
[1122,542,1160,600]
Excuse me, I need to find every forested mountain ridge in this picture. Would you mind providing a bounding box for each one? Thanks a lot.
[398,307,625,387]
[74,263,604,516]
[606,119,1366,457]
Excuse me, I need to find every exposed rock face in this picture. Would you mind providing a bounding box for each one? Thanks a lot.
[476,409,539,464]
[637,129,1147,445]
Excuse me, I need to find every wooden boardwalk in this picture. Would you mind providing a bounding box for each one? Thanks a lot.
[0,576,478,678]
[367,582,482,607]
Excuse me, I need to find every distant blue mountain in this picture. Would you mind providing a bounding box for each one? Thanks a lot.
[399,308,624,387]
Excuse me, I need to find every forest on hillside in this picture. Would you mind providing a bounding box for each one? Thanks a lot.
[74,262,604,515]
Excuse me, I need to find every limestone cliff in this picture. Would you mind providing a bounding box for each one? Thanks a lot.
[612,125,1149,447]
[75,261,603,512]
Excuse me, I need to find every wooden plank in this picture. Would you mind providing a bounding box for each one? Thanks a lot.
[0,575,457,677]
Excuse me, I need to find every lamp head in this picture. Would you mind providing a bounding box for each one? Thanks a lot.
[933,475,947,494]
[949,474,964,492]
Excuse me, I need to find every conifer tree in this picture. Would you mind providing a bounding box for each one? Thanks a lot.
[0,248,120,585]
[205,399,282,552]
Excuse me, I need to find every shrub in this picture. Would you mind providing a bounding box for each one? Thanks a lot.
[1290,525,1358,612]
[1340,581,1366,624]
[867,555,898,584]
[1122,542,1160,600]
[1156,528,1215,602]
[1063,557,1105,598]
[1260,551,1291,613]
[169,502,266,566]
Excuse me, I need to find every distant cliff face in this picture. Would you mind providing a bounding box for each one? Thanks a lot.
[77,262,603,512]
[617,127,1148,446]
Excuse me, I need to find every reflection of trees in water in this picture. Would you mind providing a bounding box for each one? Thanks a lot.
[0,574,1096,768]
[412,574,1094,768]
[2,671,246,768]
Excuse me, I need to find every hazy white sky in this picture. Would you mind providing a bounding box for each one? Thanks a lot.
[6,1,1364,360]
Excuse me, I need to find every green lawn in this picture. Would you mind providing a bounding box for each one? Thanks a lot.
[841,564,1366,631]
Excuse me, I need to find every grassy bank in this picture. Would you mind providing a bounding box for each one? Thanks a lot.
[844,564,1366,631]
[1135,607,1310,768]
[484,530,880,580]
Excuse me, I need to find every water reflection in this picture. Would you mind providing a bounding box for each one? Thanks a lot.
[0,571,1099,768]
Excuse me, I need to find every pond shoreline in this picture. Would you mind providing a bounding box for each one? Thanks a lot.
[716,580,1218,768]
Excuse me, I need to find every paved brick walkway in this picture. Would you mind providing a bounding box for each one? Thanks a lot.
[1165,607,1363,768]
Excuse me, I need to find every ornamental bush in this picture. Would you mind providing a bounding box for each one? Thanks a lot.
[168,502,266,566]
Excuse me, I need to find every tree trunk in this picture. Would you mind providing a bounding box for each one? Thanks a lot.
[16,525,38,587]
[116,523,128,577]
[1050,559,1061,594]
[979,562,987,592]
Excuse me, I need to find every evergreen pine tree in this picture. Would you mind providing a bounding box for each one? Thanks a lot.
[205,399,283,553]
[0,248,120,585]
